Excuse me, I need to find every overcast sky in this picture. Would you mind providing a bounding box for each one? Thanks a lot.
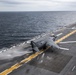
[0,0,76,11]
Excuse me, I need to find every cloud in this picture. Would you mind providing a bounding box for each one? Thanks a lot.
[0,0,29,5]
[0,0,19,4]
[0,0,76,11]
[52,0,76,2]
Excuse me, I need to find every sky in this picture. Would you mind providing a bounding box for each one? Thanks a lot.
[0,0,76,11]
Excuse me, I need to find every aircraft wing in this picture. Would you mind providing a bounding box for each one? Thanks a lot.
[46,37,59,48]
[46,37,69,50]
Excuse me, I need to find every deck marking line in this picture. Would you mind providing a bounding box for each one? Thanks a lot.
[0,30,76,75]
[55,30,76,43]
[56,33,63,36]
[72,66,76,71]
[60,41,76,44]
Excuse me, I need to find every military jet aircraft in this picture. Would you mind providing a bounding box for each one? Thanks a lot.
[30,34,69,52]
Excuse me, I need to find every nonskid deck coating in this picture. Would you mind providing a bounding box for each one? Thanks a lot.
[28,49,72,73]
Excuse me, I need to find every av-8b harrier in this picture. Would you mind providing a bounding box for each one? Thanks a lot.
[30,34,69,52]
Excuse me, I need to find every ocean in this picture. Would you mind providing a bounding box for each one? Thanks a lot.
[0,11,76,49]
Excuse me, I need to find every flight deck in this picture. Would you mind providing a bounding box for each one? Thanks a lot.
[0,24,76,75]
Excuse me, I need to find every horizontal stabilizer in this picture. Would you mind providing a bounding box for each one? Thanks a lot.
[58,47,69,50]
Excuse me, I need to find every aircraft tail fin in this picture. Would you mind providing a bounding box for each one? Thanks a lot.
[31,41,40,52]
